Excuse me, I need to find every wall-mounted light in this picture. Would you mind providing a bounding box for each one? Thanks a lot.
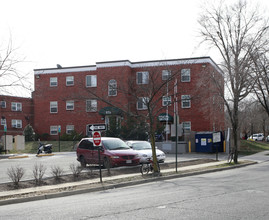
[202,64,206,68]
[36,75,40,79]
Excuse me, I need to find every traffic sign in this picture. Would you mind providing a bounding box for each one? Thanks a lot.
[93,131,102,146]
[88,124,106,132]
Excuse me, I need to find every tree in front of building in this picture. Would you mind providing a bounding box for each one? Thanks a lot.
[84,64,181,174]
[198,0,269,163]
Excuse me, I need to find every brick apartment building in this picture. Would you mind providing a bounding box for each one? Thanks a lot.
[30,57,225,140]
[0,95,34,137]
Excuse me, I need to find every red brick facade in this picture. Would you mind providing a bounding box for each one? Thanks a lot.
[0,95,34,136]
[0,57,225,140]
[32,57,225,140]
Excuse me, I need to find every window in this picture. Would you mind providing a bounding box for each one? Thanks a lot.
[50,126,58,135]
[78,139,94,150]
[108,79,117,96]
[50,101,58,113]
[181,95,191,108]
[66,125,74,134]
[86,99,97,112]
[183,122,191,131]
[137,72,149,84]
[11,102,22,111]
[162,70,171,80]
[137,97,149,110]
[86,75,97,87]
[66,76,74,86]
[162,96,171,106]
[50,77,58,87]
[1,118,6,125]
[12,119,22,128]
[181,69,191,82]
[1,101,6,108]
[66,100,74,110]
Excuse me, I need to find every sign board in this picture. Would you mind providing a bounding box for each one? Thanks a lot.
[213,132,221,143]
[88,124,106,132]
[58,125,61,133]
[4,125,7,132]
[92,131,102,146]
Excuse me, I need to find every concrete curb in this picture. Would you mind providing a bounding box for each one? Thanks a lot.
[36,154,54,157]
[0,160,257,206]
[8,155,29,159]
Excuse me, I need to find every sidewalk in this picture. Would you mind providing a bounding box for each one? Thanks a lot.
[0,159,256,206]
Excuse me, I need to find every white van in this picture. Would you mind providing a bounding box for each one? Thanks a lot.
[248,133,264,141]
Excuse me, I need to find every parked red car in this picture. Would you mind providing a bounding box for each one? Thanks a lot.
[76,137,140,168]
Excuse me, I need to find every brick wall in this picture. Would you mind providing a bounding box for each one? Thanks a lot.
[33,58,225,140]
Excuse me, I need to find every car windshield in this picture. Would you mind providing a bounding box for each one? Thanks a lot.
[131,142,152,150]
[102,139,130,150]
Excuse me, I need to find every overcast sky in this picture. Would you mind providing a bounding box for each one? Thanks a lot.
[0,0,268,96]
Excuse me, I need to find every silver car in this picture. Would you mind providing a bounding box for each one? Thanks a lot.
[126,140,166,163]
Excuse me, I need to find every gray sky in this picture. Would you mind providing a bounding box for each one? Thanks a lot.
[0,0,268,96]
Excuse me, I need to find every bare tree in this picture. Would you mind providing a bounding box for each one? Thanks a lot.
[250,46,269,117]
[198,0,269,163]
[0,37,31,95]
[77,63,184,174]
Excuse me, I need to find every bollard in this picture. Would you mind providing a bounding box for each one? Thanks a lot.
[189,141,191,152]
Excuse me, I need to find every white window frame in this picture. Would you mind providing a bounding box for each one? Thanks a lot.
[11,119,22,128]
[162,96,172,106]
[50,126,58,135]
[162,70,171,80]
[86,99,97,112]
[108,79,117,96]
[50,77,58,87]
[137,97,149,110]
[181,69,191,82]
[181,95,191,108]
[11,102,22,111]
[66,76,74,86]
[66,100,74,110]
[1,101,6,108]
[1,118,6,125]
[136,71,149,84]
[86,75,97,87]
[183,121,191,131]
[50,101,58,113]
[66,125,74,134]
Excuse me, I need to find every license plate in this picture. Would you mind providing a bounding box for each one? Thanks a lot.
[126,160,132,164]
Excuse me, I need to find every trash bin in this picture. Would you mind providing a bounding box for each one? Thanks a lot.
[195,132,223,153]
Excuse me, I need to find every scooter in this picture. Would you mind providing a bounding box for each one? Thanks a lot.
[37,141,53,155]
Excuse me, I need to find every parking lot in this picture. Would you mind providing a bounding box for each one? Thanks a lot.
[0,152,228,184]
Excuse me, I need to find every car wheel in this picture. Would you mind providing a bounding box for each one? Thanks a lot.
[80,156,86,168]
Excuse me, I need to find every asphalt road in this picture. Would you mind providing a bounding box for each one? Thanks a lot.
[0,152,228,184]
[0,153,269,219]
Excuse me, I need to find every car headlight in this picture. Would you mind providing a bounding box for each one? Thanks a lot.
[110,156,120,159]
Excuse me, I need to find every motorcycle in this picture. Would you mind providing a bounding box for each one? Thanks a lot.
[37,140,53,155]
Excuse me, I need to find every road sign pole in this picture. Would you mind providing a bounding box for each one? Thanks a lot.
[58,125,61,152]
[4,131,6,154]
[98,146,102,183]
[93,131,102,183]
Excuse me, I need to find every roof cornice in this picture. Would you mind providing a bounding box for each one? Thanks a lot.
[34,57,222,75]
